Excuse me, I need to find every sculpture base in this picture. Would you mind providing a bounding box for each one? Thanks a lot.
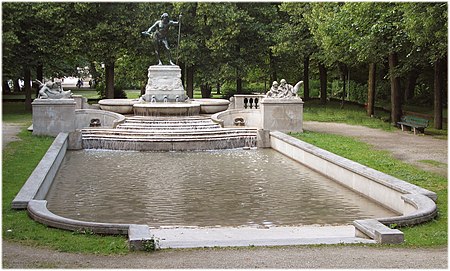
[143,65,187,102]
[260,98,304,133]
[32,99,76,136]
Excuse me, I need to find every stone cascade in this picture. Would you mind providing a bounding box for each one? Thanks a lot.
[81,116,257,151]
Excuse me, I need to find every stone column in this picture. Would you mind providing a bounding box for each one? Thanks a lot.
[260,98,304,133]
[32,99,76,136]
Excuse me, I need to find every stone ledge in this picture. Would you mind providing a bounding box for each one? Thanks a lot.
[270,131,437,201]
[27,200,153,250]
[378,194,438,226]
[12,133,69,209]
[354,219,404,244]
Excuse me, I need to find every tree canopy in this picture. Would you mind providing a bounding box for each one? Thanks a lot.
[2,2,447,128]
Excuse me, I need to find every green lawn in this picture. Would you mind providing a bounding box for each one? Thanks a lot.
[2,101,447,253]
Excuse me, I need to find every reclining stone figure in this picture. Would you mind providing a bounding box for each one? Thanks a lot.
[37,80,72,99]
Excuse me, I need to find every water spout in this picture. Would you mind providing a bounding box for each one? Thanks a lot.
[163,95,168,103]
[175,95,179,103]
[151,95,156,103]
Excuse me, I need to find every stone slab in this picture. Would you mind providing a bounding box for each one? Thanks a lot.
[353,219,404,244]
[151,225,375,249]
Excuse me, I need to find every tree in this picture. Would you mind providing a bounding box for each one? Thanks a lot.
[2,3,77,110]
[402,3,447,129]
[275,2,318,100]
[73,3,165,98]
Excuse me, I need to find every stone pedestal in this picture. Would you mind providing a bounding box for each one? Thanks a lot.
[143,65,186,102]
[32,99,76,136]
[260,98,304,133]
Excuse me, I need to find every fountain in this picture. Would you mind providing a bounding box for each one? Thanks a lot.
[18,12,438,251]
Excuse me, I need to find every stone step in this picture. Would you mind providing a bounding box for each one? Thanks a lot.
[81,116,257,151]
[117,123,221,130]
[82,128,256,136]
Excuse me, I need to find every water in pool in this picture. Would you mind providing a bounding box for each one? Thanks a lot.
[46,149,396,227]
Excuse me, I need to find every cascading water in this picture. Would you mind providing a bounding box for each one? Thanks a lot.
[82,116,257,151]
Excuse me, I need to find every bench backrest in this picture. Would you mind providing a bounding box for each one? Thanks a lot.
[400,116,429,127]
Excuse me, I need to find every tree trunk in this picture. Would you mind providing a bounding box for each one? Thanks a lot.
[236,45,242,93]
[200,83,212,98]
[269,49,277,83]
[236,75,242,93]
[3,80,11,94]
[186,65,194,98]
[36,64,43,98]
[388,52,402,125]
[433,58,443,129]
[216,82,221,95]
[338,62,348,108]
[105,62,115,99]
[367,63,376,116]
[14,78,21,92]
[404,69,419,101]
[318,63,327,104]
[179,61,185,88]
[24,67,32,112]
[303,55,310,101]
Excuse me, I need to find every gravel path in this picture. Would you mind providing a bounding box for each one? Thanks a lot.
[2,121,447,268]
[304,121,448,177]
[2,241,447,269]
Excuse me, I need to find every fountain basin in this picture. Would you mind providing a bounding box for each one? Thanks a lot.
[99,99,140,114]
[133,102,200,116]
[191,99,230,114]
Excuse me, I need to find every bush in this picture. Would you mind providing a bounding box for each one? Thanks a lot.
[95,81,127,99]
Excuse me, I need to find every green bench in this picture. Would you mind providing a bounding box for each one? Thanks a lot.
[397,116,429,135]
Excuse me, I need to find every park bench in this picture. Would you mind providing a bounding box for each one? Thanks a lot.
[397,115,429,135]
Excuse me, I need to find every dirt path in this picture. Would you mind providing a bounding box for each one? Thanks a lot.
[304,121,448,177]
[2,123,23,148]
[2,122,448,268]
[2,241,447,269]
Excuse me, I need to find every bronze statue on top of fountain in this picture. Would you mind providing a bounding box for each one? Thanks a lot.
[142,13,181,66]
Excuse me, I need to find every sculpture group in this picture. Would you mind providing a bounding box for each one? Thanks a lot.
[267,79,303,99]
[37,80,72,99]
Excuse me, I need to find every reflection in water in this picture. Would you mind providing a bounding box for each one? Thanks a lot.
[46,149,396,227]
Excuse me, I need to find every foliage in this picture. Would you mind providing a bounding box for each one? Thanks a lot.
[1,2,447,107]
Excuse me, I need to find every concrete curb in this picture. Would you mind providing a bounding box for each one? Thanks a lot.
[12,133,69,209]
[27,200,153,250]
[269,131,438,243]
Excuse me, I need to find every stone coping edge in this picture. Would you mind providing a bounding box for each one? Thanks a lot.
[270,131,437,201]
[270,131,438,243]
[12,133,69,210]
[27,200,153,251]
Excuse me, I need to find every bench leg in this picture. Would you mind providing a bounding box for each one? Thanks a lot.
[401,124,405,131]
[413,127,417,135]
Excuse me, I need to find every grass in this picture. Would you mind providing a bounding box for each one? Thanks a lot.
[2,101,447,252]
[290,131,447,247]
[2,104,129,254]
[419,160,447,168]
[303,100,393,131]
[303,100,448,138]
